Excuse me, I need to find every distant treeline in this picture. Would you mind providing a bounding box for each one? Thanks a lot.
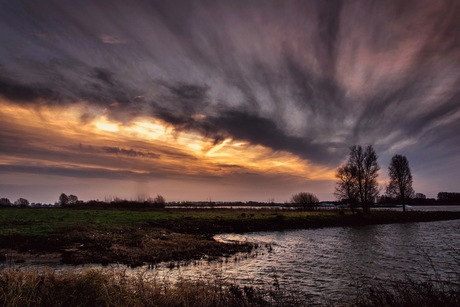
[1,191,460,209]
[377,192,460,205]
[167,201,282,207]
[436,192,460,203]
[0,193,166,209]
[58,193,166,209]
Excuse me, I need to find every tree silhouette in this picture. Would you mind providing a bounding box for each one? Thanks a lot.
[437,192,460,203]
[152,194,166,205]
[14,198,29,207]
[335,163,358,211]
[335,145,380,213]
[59,193,69,207]
[386,154,414,212]
[290,192,319,210]
[0,198,12,206]
[68,194,79,205]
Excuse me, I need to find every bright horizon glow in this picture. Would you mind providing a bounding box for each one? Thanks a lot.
[0,100,336,203]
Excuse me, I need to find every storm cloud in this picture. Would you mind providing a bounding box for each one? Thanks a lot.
[1,0,460,200]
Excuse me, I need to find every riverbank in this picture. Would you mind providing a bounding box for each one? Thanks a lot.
[1,208,460,266]
[0,268,302,307]
[0,268,458,307]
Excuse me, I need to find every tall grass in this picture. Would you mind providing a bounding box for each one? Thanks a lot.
[0,268,304,307]
[356,277,460,307]
[2,268,460,306]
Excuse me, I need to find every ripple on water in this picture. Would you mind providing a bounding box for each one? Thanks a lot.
[212,219,460,302]
[5,219,458,305]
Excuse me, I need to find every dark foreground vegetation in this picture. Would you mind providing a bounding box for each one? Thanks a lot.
[0,268,302,307]
[356,277,460,307]
[0,268,458,307]
[1,208,460,266]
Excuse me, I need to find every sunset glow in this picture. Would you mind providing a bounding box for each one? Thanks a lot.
[0,101,335,202]
[1,0,459,203]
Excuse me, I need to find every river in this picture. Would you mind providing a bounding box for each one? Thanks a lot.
[4,218,460,304]
[152,218,459,303]
[115,218,460,303]
[214,219,460,302]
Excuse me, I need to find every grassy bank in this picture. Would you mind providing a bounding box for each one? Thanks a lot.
[1,268,459,307]
[0,268,302,307]
[0,208,460,265]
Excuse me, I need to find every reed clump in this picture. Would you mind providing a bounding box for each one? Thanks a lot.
[0,268,303,307]
[356,277,460,307]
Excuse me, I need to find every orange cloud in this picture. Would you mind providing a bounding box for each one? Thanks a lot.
[0,100,335,181]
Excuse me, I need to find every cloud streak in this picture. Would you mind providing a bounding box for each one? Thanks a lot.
[0,0,459,200]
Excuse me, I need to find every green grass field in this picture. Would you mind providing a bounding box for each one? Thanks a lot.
[1,207,460,237]
[0,208,175,236]
[0,208,344,237]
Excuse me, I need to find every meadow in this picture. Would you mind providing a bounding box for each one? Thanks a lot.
[1,207,460,266]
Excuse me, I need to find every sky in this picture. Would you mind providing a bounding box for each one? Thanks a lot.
[1,0,459,204]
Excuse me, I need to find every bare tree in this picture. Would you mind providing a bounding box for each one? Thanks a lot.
[386,154,414,212]
[290,192,319,210]
[152,194,166,208]
[335,163,358,211]
[335,145,380,213]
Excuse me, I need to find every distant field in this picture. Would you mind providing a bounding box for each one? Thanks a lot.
[0,208,176,236]
[0,208,354,237]
[1,207,460,237]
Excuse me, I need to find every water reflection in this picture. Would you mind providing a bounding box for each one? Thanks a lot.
[2,219,459,303]
[213,219,460,301]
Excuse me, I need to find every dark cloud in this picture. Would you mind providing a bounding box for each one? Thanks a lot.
[149,82,212,126]
[101,146,160,159]
[1,0,459,175]
[0,76,59,102]
[167,83,209,101]
[0,164,147,180]
[0,62,142,111]
[93,68,116,86]
[207,111,330,163]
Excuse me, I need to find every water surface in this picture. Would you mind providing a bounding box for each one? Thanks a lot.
[213,219,460,301]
